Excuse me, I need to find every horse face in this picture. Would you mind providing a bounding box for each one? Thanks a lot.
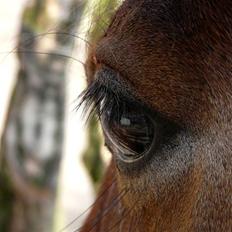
[82,1,232,231]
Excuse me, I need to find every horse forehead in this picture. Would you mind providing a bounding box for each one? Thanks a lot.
[96,1,203,83]
[96,0,231,76]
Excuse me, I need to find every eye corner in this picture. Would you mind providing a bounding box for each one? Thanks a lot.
[85,51,104,84]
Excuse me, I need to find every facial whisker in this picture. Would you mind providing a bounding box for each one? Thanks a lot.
[129,208,143,232]
[73,189,128,232]
[104,198,138,232]
[59,178,117,232]
[19,50,85,65]
[0,50,85,67]
[0,29,91,64]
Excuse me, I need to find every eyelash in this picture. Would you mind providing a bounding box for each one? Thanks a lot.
[78,79,125,122]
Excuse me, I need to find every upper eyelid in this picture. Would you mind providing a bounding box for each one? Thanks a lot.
[81,66,179,125]
[93,67,135,100]
[78,67,141,122]
[79,70,181,134]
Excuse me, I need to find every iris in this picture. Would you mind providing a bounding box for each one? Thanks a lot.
[101,99,156,163]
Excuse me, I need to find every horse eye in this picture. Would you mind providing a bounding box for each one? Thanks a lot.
[101,100,157,164]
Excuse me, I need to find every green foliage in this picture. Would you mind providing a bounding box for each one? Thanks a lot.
[83,117,104,190]
[23,0,50,32]
[0,155,14,232]
[88,0,120,42]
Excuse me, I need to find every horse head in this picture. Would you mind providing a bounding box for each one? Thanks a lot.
[81,1,232,231]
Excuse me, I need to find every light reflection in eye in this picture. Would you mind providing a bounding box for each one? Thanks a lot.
[120,117,131,126]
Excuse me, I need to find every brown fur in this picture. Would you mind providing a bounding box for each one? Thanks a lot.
[82,1,232,231]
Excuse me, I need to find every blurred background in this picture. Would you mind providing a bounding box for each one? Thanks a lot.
[0,0,120,231]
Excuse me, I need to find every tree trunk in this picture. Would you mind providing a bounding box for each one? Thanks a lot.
[0,0,85,231]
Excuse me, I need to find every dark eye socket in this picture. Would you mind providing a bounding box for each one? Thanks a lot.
[98,94,180,173]
[79,67,179,172]
[101,99,156,163]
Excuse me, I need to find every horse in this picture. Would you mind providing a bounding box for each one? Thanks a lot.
[80,0,232,231]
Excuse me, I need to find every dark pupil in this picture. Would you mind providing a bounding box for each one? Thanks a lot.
[102,103,154,159]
